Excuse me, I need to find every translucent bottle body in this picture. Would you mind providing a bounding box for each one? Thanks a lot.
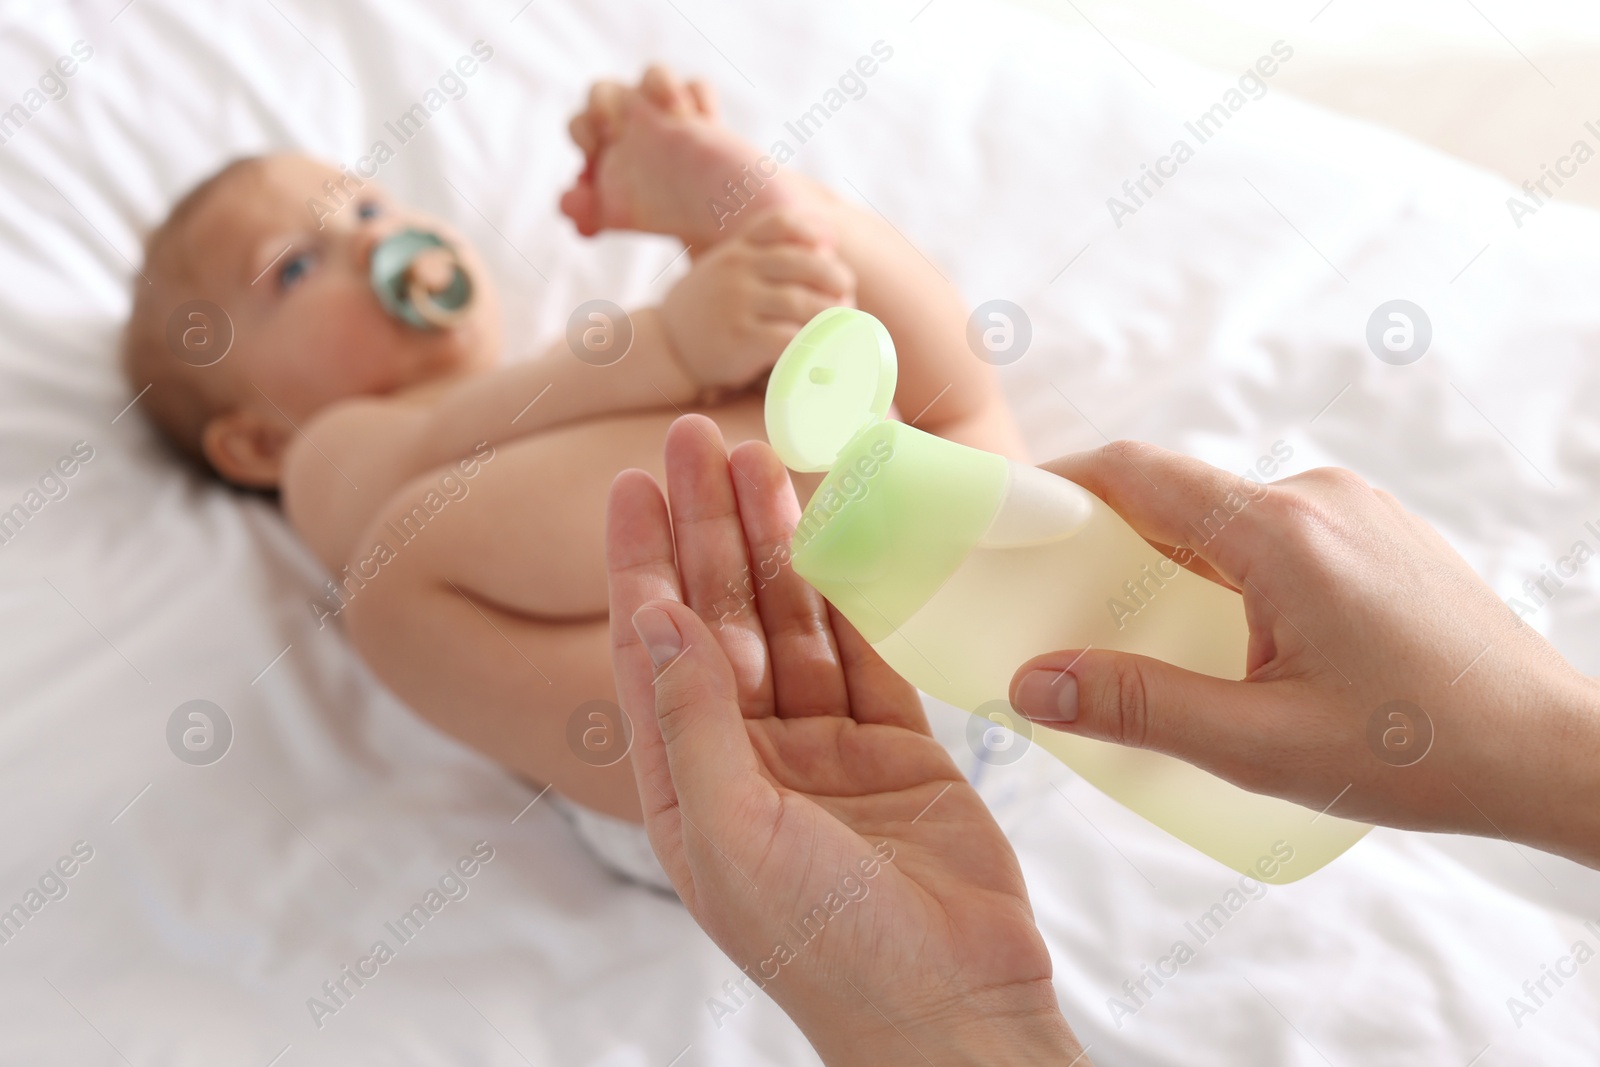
[869,462,1368,883]
[764,307,1367,883]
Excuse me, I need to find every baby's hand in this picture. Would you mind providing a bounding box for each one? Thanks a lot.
[660,209,855,394]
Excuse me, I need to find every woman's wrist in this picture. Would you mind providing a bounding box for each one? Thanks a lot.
[787,979,1085,1067]
[1520,674,1600,867]
[1471,669,1600,869]
[816,1011,1084,1067]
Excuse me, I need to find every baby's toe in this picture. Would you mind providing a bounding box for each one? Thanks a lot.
[568,112,599,157]
[559,180,601,236]
[640,64,694,115]
[687,78,719,117]
[583,80,629,141]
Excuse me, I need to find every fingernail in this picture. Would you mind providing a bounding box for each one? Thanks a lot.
[632,606,683,669]
[1015,670,1079,724]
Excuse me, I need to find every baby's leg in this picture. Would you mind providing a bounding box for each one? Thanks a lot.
[341,397,773,822]
[797,179,1028,459]
[563,67,1027,461]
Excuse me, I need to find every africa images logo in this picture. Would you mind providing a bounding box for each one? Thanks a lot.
[793,436,894,548]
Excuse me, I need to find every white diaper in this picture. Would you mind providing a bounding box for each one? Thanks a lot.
[549,794,678,896]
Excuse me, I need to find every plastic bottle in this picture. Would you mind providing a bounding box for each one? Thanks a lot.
[764,308,1368,883]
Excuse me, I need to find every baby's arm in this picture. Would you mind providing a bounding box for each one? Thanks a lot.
[407,305,696,466]
[286,215,850,573]
[403,210,853,475]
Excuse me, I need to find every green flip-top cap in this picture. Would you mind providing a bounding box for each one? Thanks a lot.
[765,309,1009,642]
[764,307,898,473]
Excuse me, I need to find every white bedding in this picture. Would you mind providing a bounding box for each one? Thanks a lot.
[1,0,1598,1064]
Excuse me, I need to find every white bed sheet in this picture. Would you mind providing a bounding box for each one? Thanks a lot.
[0,0,1597,1064]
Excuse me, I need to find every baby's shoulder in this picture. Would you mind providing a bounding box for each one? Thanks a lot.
[290,396,426,478]
[302,393,420,445]
[281,396,430,569]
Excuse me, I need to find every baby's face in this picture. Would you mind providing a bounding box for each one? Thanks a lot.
[189,155,501,424]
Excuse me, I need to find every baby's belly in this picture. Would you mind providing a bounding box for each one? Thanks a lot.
[437,395,795,619]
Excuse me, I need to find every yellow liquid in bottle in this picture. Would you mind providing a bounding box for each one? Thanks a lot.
[870,465,1368,883]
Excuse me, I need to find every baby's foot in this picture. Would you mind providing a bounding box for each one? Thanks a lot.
[561,66,812,249]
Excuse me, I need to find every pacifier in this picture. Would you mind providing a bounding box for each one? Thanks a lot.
[369,228,474,329]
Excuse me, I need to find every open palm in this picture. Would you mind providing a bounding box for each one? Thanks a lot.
[605,416,1068,1062]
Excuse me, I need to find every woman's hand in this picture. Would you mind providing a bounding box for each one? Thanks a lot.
[1010,442,1600,869]
[606,416,1083,1066]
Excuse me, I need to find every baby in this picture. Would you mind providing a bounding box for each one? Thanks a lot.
[121,67,1024,875]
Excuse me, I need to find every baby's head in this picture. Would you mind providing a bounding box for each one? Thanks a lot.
[121,154,501,487]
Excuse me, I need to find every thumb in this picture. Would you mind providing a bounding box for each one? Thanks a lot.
[629,600,766,824]
[1009,649,1283,784]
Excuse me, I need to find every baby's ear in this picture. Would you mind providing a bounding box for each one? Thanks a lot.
[201,409,291,488]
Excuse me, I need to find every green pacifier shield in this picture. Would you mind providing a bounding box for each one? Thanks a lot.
[370,229,473,329]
